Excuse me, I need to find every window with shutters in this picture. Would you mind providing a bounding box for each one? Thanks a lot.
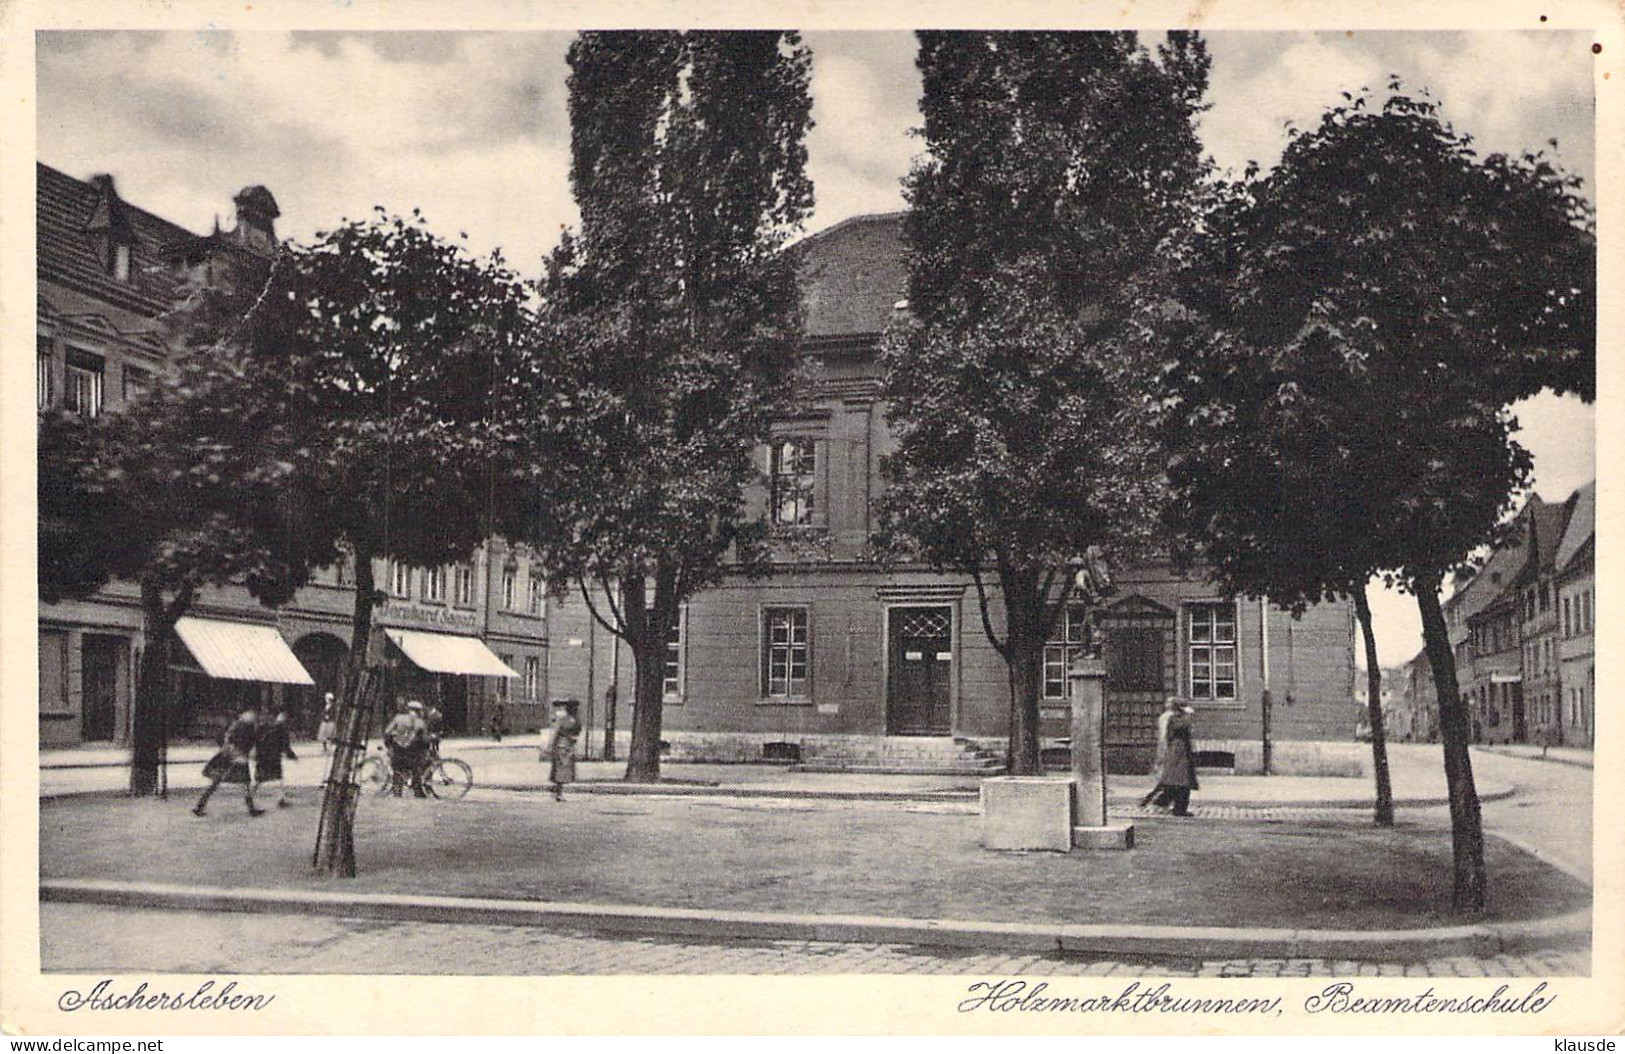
[1186,602,1238,701]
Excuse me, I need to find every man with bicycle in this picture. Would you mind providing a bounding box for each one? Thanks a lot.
[383,699,431,798]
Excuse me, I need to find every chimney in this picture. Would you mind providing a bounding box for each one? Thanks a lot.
[230,185,280,253]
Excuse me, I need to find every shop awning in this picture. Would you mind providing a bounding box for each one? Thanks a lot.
[174,617,315,685]
[385,628,518,678]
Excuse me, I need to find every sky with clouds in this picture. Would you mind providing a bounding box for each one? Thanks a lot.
[36,28,1597,665]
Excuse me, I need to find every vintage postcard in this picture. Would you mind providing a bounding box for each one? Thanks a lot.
[1,0,1620,1037]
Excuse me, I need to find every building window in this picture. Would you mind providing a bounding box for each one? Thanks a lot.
[524,656,541,700]
[36,337,53,410]
[64,349,104,419]
[454,565,474,607]
[423,566,445,603]
[112,242,131,281]
[122,364,151,405]
[663,608,684,701]
[1564,597,1572,637]
[762,607,809,698]
[769,438,817,526]
[1539,582,1550,612]
[1186,602,1237,701]
[1042,606,1089,700]
[502,568,517,610]
[496,655,515,702]
[527,575,543,616]
[391,562,412,598]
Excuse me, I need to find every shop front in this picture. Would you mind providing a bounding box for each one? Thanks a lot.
[169,615,316,740]
[374,601,518,735]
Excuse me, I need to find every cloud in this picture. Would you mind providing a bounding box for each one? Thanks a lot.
[802,32,922,232]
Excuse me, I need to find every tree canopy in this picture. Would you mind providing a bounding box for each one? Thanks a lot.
[526,30,815,782]
[877,31,1212,773]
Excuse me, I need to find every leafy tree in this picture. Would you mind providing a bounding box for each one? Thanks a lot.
[38,335,323,795]
[528,30,814,782]
[204,211,532,874]
[1161,87,1593,913]
[877,31,1211,774]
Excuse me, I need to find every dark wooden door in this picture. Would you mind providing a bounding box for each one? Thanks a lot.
[888,606,952,735]
[81,634,122,742]
[1100,615,1174,774]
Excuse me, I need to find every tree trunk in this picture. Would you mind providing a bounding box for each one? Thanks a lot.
[129,579,177,796]
[997,570,1045,776]
[623,569,677,784]
[1353,587,1395,828]
[1416,581,1487,915]
[315,545,379,877]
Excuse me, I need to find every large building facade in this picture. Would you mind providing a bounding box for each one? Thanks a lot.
[37,163,551,747]
[603,214,1360,773]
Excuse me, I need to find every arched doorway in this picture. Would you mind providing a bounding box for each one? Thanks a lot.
[291,632,349,738]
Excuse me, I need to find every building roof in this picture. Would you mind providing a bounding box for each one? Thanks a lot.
[1553,480,1595,573]
[1527,494,1573,578]
[38,162,199,318]
[793,211,908,340]
[1450,499,1536,627]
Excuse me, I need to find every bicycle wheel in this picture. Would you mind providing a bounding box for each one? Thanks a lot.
[356,755,392,797]
[425,757,472,800]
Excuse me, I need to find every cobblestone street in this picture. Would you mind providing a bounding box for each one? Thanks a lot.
[42,904,1589,977]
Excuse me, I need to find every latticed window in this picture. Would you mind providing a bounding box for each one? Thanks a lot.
[663,608,683,700]
[1187,602,1237,700]
[769,439,816,526]
[763,607,809,697]
[1043,606,1089,700]
[64,348,104,418]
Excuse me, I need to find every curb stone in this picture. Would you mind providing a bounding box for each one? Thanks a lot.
[39,878,1590,964]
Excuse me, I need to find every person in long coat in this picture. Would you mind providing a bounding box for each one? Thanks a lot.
[253,704,299,807]
[547,698,582,801]
[195,706,263,817]
[1141,697,1199,816]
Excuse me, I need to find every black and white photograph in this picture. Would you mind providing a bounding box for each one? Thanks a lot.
[3,0,1618,1037]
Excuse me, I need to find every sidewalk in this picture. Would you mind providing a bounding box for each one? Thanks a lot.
[42,743,1515,810]
[1475,743,1593,770]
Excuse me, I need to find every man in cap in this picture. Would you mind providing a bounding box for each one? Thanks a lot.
[383,700,431,797]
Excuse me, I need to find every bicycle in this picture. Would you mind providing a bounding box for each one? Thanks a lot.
[356,742,473,800]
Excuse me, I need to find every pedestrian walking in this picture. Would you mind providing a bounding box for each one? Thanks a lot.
[253,704,299,808]
[1142,698,1199,816]
[489,702,506,742]
[317,693,338,754]
[546,698,582,801]
[194,705,263,817]
[1144,698,1209,815]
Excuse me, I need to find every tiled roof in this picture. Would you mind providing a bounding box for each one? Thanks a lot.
[794,212,908,340]
[1529,496,1572,575]
[1553,481,1595,572]
[37,162,198,319]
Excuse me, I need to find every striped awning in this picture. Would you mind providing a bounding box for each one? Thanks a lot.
[173,617,314,685]
[385,628,518,678]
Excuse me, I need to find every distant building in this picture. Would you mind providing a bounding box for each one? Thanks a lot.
[603,213,1359,772]
[37,163,550,747]
[1554,482,1594,747]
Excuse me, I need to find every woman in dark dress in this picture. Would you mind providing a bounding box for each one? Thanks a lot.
[253,704,298,807]
[547,698,582,802]
[195,707,262,817]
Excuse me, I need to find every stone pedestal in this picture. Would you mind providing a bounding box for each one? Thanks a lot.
[980,776,1075,851]
[1068,656,1134,851]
